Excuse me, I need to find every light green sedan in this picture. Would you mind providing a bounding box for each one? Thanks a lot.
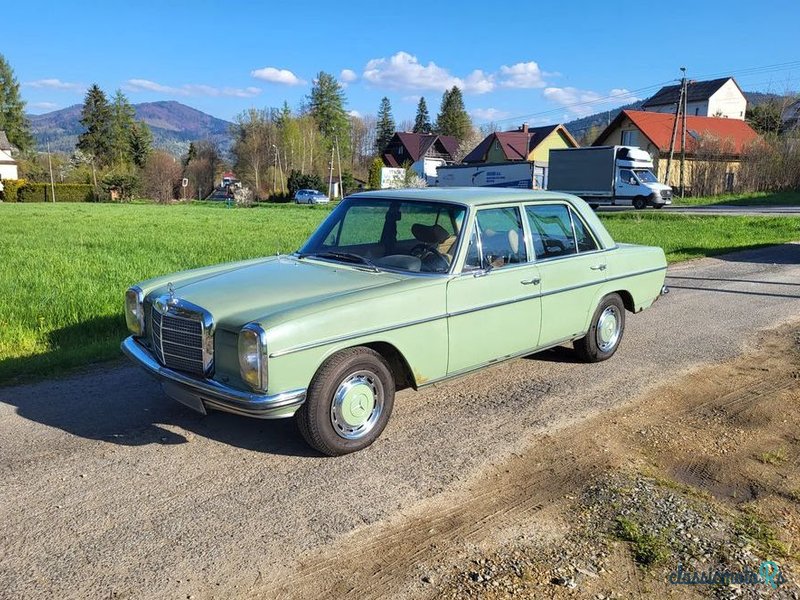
[122,189,667,455]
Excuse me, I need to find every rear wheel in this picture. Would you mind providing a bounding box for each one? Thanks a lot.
[296,347,395,456]
[574,294,626,362]
[632,196,647,210]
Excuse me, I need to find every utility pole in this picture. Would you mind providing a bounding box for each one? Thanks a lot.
[47,141,56,202]
[335,138,344,198]
[664,67,686,188]
[272,144,278,194]
[679,69,688,198]
[328,146,335,199]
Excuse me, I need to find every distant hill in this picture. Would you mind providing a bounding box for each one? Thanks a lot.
[563,91,787,144]
[29,101,233,156]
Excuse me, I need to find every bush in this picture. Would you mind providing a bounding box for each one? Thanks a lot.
[16,183,96,203]
[287,170,326,197]
[0,178,26,202]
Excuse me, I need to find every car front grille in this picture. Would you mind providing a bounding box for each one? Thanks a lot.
[151,303,212,376]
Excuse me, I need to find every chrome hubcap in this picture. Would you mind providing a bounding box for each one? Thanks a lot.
[330,371,384,440]
[596,306,621,352]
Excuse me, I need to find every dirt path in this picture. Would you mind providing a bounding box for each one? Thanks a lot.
[1,243,799,600]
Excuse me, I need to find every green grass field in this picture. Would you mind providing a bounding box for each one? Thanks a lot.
[1,201,798,385]
[672,190,800,207]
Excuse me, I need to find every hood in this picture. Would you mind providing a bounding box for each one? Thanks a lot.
[151,256,405,329]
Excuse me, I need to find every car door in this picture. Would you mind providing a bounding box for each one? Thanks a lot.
[525,203,607,345]
[616,168,640,201]
[446,205,542,375]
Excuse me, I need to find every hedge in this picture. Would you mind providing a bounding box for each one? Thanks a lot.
[15,182,96,203]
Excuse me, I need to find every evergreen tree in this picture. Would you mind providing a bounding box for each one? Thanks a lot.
[0,53,33,152]
[413,97,432,134]
[308,71,351,158]
[109,89,136,165]
[375,96,395,154]
[435,86,472,142]
[77,84,112,166]
[129,121,153,168]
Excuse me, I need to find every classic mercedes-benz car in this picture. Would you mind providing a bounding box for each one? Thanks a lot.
[122,189,667,455]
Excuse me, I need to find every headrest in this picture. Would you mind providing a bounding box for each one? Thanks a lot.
[508,229,520,254]
[411,223,450,244]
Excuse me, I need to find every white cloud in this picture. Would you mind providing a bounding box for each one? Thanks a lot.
[250,67,305,86]
[470,107,510,121]
[543,86,639,116]
[498,62,547,89]
[362,51,494,94]
[347,109,362,118]
[24,78,84,92]
[30,101,60,111]
[340,69,358,83]
[125,79,261,98]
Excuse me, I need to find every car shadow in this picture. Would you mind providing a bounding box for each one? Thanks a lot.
[523,345,578,363]
[673,243,800,265]
[0,319,319,457]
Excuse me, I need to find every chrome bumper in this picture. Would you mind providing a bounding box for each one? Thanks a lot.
[121,336,306,419]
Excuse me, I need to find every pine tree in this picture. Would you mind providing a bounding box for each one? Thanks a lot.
[77,84,112,166]
[308,71,351,158]
[129,121,153,168]
[413,97,432,134]
[109,89,137,165]
[375,97,395,154]
[435,86,472,142]
[0,53,33,152]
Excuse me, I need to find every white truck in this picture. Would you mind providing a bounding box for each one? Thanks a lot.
[548,146,672,209]
[436,161,547,190]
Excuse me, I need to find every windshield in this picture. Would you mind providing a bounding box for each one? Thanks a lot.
[633,169,658,183]
[299,197,467,274]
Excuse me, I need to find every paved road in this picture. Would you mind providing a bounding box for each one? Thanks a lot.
[598,204,800,216]
[2,244,800,599]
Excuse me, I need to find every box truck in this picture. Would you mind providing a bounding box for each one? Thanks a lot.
[436,161,547,190]
[548,146,672,209]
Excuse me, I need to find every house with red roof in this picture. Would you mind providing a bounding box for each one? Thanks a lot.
[381,132,459,182]
[593,110,760,192]
[462,123,578,165]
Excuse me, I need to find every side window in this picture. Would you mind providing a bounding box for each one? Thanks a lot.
[571,209,599,253]
[525,204,576,257]
[462,207,527,271]
[619,169,637,185]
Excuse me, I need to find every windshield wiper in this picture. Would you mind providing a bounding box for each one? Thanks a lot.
[297,251,380,272]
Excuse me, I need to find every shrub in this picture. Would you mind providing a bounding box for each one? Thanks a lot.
[16,182,96,203]
[368,158,383,189]
[0,178,26,202]
[287,170,326,197]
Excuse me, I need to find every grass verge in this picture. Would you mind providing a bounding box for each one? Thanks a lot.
[1,202,798,384]
[672,190,800,207]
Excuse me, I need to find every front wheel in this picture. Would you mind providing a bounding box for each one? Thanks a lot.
[632,196,647,210]
[296,347,395,456]
[573,294,626,362]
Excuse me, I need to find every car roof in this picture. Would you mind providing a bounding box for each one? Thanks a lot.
[348,187,583,207]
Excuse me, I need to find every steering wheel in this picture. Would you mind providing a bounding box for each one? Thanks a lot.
[410,243,450,272]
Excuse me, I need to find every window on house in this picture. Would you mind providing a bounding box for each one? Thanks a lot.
[694,107,700,116]
[621,130,637,145]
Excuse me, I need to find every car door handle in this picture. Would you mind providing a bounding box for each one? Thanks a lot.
[590,264,607,271]
[521,278,540,285]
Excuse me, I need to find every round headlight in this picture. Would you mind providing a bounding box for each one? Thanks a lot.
[238,324,267,391]
[125,287,145,336]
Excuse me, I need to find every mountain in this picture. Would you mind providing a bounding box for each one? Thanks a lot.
[29,101,233,156]
[563,91,788,144]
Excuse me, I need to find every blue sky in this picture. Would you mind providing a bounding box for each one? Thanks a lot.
[6,0,800,125]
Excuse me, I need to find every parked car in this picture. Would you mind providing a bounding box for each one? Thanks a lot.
[294,189,329,204]
[122,189,668,455]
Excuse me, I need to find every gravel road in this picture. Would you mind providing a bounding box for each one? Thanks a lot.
[1,242,799,600]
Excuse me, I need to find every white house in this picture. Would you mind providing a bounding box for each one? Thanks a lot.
[642,77,747,120]
[0,131,19,181]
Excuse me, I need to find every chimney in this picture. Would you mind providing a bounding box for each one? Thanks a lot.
[521,122,529,133]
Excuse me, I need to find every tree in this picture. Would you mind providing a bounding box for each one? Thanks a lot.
[184,140,221,199]
[453,127,486,163]
[0,53,33,152]
[746,102,784,136]
[77,85,112,166]
[375,97,395,154]
[231,108,274,195]
[287,169,325,197]
[435,86,472,142]
[142,150,181,203]
[109,90,136,165]
[413,97,432,134]
[129,121,152,168]
[308,71,351,158]
[368,157,384,189]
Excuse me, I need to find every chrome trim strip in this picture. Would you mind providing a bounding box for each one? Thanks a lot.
[420,335,584,387]
[267,265,667,358]
[122,337,306,418]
